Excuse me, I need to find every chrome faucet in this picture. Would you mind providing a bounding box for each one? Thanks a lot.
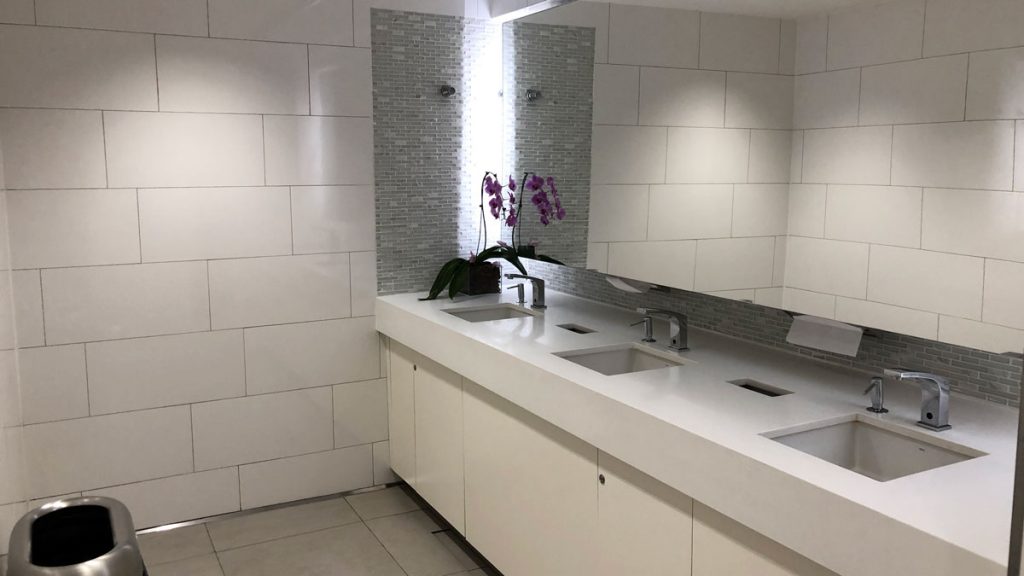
[863,376,888,413]
[507,282,526,305]
[884,369,952,431]
[637,308,689,351]
[505,274,546,309]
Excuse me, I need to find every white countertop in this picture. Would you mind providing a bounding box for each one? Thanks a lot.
[376,290,1019,576]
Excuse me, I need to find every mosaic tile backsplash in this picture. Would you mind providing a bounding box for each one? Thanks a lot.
[526,259,1024,407]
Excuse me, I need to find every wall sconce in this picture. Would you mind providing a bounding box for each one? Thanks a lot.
[440,84,457,97]
[526,88,542,102]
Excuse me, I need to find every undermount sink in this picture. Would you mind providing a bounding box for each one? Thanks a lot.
[764,415,984,482]
[555,344,689,376]
[444,304,540,323]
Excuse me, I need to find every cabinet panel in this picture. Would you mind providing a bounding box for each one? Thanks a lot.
[387,340,416,484]
[463,380,598,576]
[693,502,838,576]
[414,356,466,534]
[598,452,693,576]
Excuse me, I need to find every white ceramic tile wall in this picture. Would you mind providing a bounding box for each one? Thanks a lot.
[0,0,413,536]
[787,0,1024,352]
[573,2,789,293]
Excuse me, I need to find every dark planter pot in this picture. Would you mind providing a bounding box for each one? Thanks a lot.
[462,262,502,295]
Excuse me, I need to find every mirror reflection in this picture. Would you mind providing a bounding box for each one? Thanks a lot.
[504,1,1024,355]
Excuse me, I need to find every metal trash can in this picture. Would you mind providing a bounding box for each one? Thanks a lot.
[7,496,147,576]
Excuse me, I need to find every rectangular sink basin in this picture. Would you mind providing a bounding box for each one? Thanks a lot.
[444,304,539,323]
[764,415,985,482]
[555,344,689,376]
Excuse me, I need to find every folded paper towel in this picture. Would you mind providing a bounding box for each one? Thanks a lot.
[786,315,863,357]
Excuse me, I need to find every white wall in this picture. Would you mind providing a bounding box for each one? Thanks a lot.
[785,0,1024,354]
[535,2,796,301]
[0,0,468,537]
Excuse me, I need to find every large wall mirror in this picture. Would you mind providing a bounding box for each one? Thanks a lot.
[503,0,1024,357]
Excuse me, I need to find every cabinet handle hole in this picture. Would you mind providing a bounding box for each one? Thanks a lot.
[598,474,605,485]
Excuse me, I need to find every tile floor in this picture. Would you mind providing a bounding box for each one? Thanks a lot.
[135,486,497,576]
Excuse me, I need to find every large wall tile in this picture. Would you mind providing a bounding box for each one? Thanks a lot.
[938,315,1024,354]
[733,184,788,237]
[647,184,732,240]
[607,241,696,291]
[372,441,396,485]
[795,14,827,75]
[694,237,775,292]
[868,245,984,319]
[827,0,925,70]
[350,251,376,317]
[922,188,1024,262]
[519,0,609,62]
[209,0,353,45]
[793,69,860,129]
[789,131,804,184]
[139,187,292,262]
[87,468,239,529]
[984,259,1024,330]
[0,0,34,24]
[588,185,649,243]
[860,55,968,125]
[209,254,351,329]
[292,186,375,254]
[591,126,666,184]
[593,65,639,126]
[779,19,796,75]
[802,126,892,185]
[42,262,210,344]
[724,73,793,130]
[191,388,334,470]
[0,26,157,110]
[87,331,245,415]
[0,427,25,502]
[835,298,938,340]
[24,406,193,497]
[924,0,1024,57]
[825,185,922,248]
[105,112,264,188]
[35,0,208,35]
[785,236,869,299]
[239,445,372,509]
[265,116,374,186]
[1017,122,1024,192]
[892,121,1014,190]
[12,270,43,348]
[608,5,699,68]
[7,188,140,269]
[700,13,780,74]
[787,184,826,237]
[157,36,309,115]
[19,345,88,425]
[334,379,388,448]
[665,128,749,184]
[748,130,792,184]
[780,288,836,318]
[0,109,106,190]
[310,46,373,117]
[587,243,609,273]
[244,317,380,395]
[639,68,724,128]
[967,47,1024,120]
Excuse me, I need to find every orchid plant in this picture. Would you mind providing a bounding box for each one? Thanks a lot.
[423,171,566,300]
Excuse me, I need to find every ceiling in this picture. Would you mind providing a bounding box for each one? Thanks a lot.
[601,0,888,18]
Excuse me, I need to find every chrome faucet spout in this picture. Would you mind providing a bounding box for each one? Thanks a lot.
[505,274,546,309]
[883,369,951,431]
[637,308,689,351]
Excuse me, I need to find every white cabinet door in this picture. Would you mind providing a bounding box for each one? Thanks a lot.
[463,380,598,576]
[693,502,838,576]
[597,452,693,576]
[414,356,466,534]
[387,340,417,485]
